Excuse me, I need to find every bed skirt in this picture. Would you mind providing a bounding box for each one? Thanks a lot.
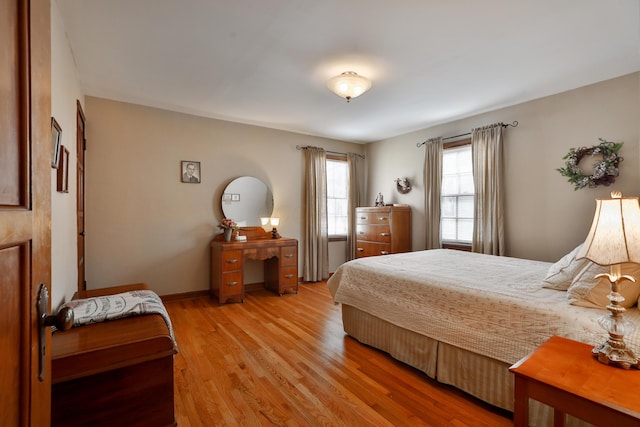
[342,305,594,427]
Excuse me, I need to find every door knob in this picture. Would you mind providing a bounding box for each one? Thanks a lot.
[37,284,74,381]
[42,307,74,330]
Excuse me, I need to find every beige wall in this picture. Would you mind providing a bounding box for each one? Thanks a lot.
[366,72,640,262]
[83,98,364,296]
[51,5,640,301]
[51,0,85,308]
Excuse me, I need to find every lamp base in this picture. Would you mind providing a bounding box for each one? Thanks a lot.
[271,227,280,239]
[592,338,639,370]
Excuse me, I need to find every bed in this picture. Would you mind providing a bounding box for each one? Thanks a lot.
[327,248,640,427]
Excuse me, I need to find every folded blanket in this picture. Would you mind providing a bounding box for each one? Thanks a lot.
[61,290,176,347]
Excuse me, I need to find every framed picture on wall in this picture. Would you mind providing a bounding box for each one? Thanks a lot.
[57,146,69,193]
[51,117,62,168]
[181,160,201,183]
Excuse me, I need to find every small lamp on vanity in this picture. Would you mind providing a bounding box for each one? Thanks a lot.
[270,217,280,239]
[261,217,281,239]
[577,191,640,369]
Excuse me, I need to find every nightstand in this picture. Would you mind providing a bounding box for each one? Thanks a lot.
[509,335,640,427]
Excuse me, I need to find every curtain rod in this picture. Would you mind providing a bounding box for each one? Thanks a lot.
[416,121,519,148]
[296,145,365,159]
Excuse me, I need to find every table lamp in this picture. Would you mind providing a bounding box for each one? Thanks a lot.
[270,217,280,239]
[577,191,640,369]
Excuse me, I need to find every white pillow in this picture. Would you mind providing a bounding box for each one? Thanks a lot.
[542,244,601,291]
[567,262,640,309]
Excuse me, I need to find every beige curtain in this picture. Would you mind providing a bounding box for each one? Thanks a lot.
[303,146,329,281]
[423,137,443,250]
[471,123,505,255]
[347,153,365,260]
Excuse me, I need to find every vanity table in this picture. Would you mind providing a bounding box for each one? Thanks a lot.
[210,227,298,304]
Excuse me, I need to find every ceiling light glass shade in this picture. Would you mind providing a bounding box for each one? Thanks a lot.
[327,71,372,102]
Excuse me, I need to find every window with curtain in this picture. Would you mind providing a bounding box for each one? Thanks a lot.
[441,141,474,244]
[326,157,348,237]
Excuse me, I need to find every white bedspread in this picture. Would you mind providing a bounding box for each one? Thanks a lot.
[328,249,640,364]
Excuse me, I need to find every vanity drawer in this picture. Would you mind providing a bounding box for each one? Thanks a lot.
[221,250,243,272]
[356,224,391,243]
[356,241,391,258]
[280,266,298,285]
[280,246,297,266]
[221,272,243,294]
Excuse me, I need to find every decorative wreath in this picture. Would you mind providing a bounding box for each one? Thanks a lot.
[557,139,624,191]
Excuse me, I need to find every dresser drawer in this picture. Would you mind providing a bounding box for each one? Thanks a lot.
[221,250,243,272]
[356,210,391,225]
[356,224,391,243]
[356,241,391,258]
[280,246,297,266]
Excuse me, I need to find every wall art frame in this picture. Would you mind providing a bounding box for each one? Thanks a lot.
[57,145,69,193]
[181,160,201,183]
[51,117,62,168]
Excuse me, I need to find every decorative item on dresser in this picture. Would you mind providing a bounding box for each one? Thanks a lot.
[356,205,411,258]
[210,226,298,304]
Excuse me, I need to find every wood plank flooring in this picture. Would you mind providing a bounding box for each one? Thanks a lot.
[165,282,513,426]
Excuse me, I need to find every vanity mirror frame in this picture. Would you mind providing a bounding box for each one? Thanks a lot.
[220,176,274,228]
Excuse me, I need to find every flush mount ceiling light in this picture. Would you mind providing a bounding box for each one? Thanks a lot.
[326,71,372,103]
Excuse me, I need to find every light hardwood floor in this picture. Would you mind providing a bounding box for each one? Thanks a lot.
[165,282,513,426]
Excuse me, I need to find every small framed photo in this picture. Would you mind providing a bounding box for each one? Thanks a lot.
[181,160,201,183]
[56,146,69,193]
[51,117,62,168]
[222,194,232,202]
[231,194,240,201]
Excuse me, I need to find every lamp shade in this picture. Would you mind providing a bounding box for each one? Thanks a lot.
[577,192,640,265]
[327,71,372,102]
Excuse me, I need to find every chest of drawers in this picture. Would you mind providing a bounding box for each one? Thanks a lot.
[356,206,411,258]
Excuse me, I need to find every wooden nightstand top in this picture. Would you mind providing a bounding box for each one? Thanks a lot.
[510,335,640,426]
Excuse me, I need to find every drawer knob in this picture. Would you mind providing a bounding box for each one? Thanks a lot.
[359,216,367,220]
[358,231,364,235]
[285,254,294,258]
[357,248,364,251]
[285,274,294,278]
[380,233,389,237]
[380,251,389,255]
[378,217,388,221]
[226,259,238,264]
[227,281,238,286]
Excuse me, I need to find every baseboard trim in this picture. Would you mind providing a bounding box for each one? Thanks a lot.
[159,278,304,303]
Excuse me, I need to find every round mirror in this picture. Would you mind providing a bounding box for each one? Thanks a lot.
[221,176,274,226]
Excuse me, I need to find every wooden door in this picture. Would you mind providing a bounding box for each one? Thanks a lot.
[76,101,86,292]
[0,0,52,425]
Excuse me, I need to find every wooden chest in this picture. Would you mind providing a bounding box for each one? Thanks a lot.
[51,284,177,427]
[356,206,411,258]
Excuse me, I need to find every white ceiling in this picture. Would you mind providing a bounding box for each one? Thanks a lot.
[56,0,640,143]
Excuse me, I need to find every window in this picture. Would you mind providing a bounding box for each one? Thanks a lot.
[326,157,348,236]
[441,142,474,243]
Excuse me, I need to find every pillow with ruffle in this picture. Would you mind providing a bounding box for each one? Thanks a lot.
[542,244,605,291]
[567,262,640,309]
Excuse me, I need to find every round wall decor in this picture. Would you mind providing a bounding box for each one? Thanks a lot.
[557,139,623,190]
